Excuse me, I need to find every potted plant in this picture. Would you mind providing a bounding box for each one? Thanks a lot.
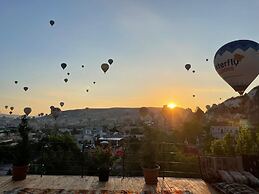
[141,127,160,185]
[12,115,31,181]
[94,145,117,182]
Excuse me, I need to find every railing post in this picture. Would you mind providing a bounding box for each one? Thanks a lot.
[122,144,125,179]
[162,142,165,180]
[81,143,85,178]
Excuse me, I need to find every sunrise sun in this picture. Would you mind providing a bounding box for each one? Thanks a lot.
[168,103,177,109]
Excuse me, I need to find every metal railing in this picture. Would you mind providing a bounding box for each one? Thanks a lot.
[0,142,201,178]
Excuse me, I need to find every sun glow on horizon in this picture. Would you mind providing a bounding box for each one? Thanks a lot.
[168,103,177,109]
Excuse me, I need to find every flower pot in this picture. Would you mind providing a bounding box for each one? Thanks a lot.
[98,168,110,182]
[12,165,29,181]
[143,165,160,185]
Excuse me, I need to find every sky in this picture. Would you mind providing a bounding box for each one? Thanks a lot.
[1,0,259,115]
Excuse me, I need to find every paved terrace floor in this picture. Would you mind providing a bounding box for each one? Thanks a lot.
[0,175,218,194]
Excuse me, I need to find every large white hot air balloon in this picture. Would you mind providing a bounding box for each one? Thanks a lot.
[214,40,259,95]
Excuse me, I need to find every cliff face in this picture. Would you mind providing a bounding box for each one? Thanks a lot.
[205,85,259,126]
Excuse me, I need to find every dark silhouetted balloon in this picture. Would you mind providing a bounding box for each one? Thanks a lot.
[24,87,28,91]
[93,82,96,84]
[185,64,191,71]
[5,106,8,109]
[86,89,89,92]
[9,111,12,115]
[101,63,109,73]
[50,20,55,26]
[193,94,195,97]
[108,59,113,65]
[14,81,18,84]
[24,107,32,116]
[206,59,208,61]
[82,65,84,68]
[192,70,195,73]
[60,102,64,107]
[61,63,67,70]
[67,72,70,76]
[10,107,14,111]
[64,78,68,83]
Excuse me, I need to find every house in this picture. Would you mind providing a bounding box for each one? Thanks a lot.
[210,126,239,139]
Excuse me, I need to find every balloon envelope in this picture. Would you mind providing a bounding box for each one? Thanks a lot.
[24,87,28,91]
[60,102,64,107]
[5,106,8,109]
[24,107,32,116]
[64,78,68,83]
[61,63,67,70]
[10,107,14,111]
[101,63,109,73]
[14,81,18,84]
[185,64,191,71]
[9,111,12,115]
[214,40,259,95]
[50,20,55,26]
[108,59,113,65]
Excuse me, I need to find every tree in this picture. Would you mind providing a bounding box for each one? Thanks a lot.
[210,139,225,155]
[222,133,235,155]
[236,128,257,155]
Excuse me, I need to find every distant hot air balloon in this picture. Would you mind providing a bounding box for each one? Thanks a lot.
[67,72,70,76]
[192,70,195,73]
[50,106,61,120]
[82,65,84,68]
[93,82,96,84]
[185,64,191,71]
[23,87,28,91]
[24,107,32,116]
[60,102,64,107]
[64,78,68,83]
[10,107,14,111]
[86,89,89,92]
[101,63,109,73]
[14,81,18,84]
[5,106,8,109]
[214,40,259,95]
[9,111,12,115]
[193,94,195,98]
[50,20,55,26]
[206,59,208,61]
[61,63,67,70]
[108,59,113,65]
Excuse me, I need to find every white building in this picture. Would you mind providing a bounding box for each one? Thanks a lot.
[210,126,239,139]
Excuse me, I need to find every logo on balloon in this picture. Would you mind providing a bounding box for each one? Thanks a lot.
[215,54,244,74]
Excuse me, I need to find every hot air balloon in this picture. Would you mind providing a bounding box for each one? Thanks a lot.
[93,82,96,84]
[23,87,28,91]
[60,102,64,107]
[64,78,68,83]
[214,40,259,95]
[67,72,70,76]
[192,70,195,73]
[9,111,12,115]
[206,59,208,61]
[193,94,195,98]
[14,81,18,84]
[5,106,8,109]
[61,63,67,70]
[50,20,55,26]
[86,89,89,92]
[10,107,14,111]
[108,59,113,65]
[185,64,191,71]
[24,107,32,116]
[82,65,84,68]
[101,63,109,73]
